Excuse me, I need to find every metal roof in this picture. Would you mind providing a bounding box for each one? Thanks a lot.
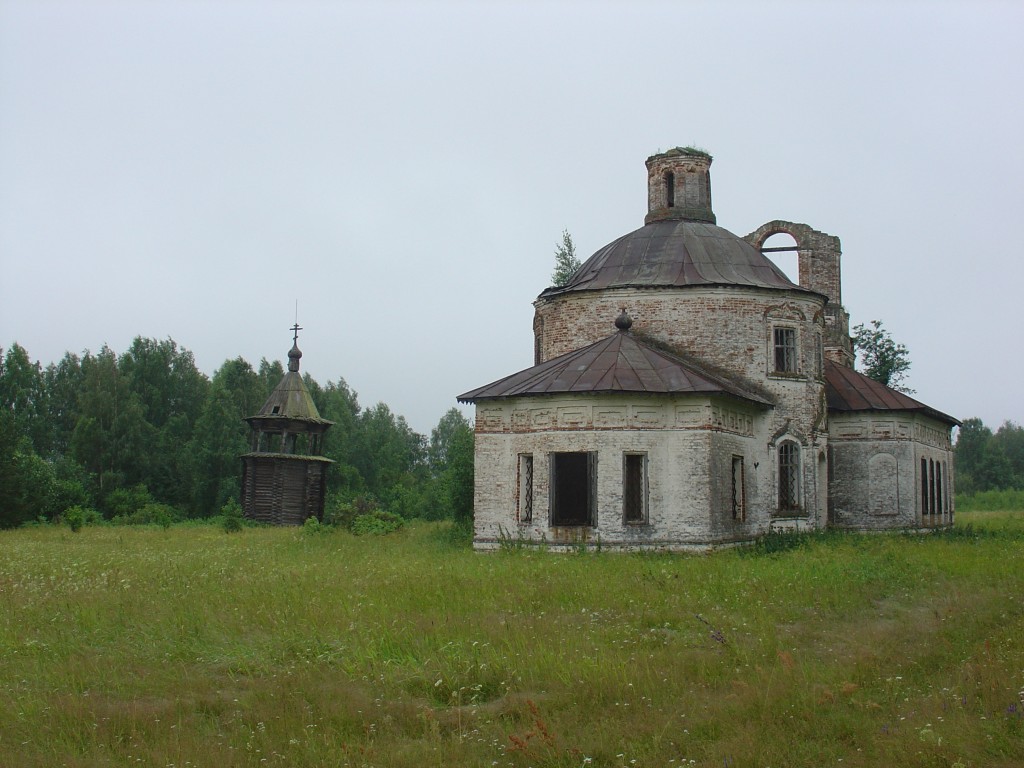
[540,220,815,297]
[825,360,959,426]
[458,330,772,406]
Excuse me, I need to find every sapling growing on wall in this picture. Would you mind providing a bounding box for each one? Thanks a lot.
[551,229,581,287]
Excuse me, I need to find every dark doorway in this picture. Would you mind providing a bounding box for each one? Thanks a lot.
[551,452,595,526]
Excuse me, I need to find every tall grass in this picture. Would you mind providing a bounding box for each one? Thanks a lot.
[1,517,1022,767]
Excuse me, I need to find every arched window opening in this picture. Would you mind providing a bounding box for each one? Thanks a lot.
[761,232,800,285]
[778,441,800,512]
[665,172,675,208]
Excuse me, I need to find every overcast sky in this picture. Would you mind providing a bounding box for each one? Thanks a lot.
[1,0,1021,435]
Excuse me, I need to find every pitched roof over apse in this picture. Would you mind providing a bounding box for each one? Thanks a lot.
[825,360,959,426]
[458,322,772,407]
[539,220,819,297]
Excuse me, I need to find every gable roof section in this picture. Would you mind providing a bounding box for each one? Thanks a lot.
[458,331,771,407]
[825,360,958,426]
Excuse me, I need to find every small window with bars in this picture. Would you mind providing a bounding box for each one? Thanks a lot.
[517,454,533,523]
[731,455,745,521]
[778,441,800,512]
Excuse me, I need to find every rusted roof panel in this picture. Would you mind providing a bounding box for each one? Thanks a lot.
[825,360,959,425]
[542,220,814,297]
[458,331,771,407]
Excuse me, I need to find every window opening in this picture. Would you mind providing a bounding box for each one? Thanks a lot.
[925,460,933,520]
[778,442,800,512]
[774,327,798,373]
[665,171,675,208]
[271,405,281,414]
[623,453,647,523]
[517,454,534,523]
[929,459,936,515]
[731,456,745,520]
[550,452,596,527]
[936,462,943,514]
[760,232,800,284]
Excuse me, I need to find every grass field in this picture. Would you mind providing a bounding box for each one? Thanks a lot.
[1,512,1022,767]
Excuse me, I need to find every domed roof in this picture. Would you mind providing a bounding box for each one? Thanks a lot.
[541,219,809,297]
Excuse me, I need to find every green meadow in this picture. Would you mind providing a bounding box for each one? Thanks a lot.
[1,513,1022,768]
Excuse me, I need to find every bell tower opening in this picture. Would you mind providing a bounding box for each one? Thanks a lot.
[761,232,800,285]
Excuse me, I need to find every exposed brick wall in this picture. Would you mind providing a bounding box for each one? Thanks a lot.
[533,286,829,446]
[645,149,716,225]
[744,221,853,367]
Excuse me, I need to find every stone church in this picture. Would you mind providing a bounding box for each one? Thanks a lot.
[459,147,957,551]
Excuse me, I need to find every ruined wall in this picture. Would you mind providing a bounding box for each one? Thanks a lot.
[744,221,852,367]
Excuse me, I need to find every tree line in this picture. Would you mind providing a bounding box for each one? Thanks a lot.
[0,339,473,529]
[954,417,1024,496]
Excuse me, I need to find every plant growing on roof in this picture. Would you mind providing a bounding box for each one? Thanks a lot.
[852,319,914,394]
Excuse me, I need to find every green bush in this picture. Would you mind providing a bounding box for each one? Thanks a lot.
[64,505,84,532]
[104,484,154,520]
[323,495,379,531]
[301,516,327,535]
[351,509,404,536]
[111,502,180,528]
[220,498,244,533]
[46,476,91,521]
[62,505,103,532]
